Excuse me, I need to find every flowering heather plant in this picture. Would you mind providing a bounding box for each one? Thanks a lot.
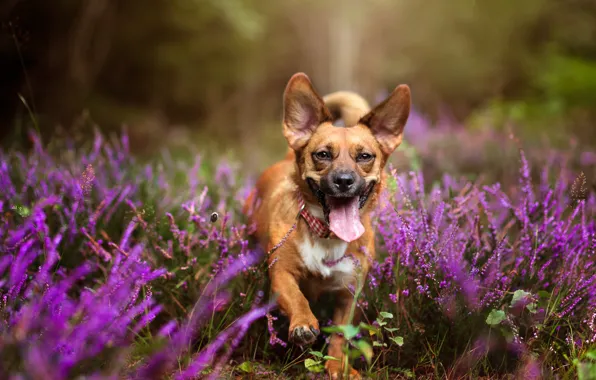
[0,131,270,379]
[363,150,596,376]
[397,107,596,192]
[0,129,595,379]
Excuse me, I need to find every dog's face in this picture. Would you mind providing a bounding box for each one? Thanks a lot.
[282,73,411,242]
[303,123,381,210]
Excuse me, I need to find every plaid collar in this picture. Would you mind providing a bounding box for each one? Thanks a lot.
[297,193,333,239]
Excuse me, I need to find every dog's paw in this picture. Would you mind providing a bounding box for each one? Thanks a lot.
[326,360,361,380]
[289,324,319,346]
[289,318,319,346]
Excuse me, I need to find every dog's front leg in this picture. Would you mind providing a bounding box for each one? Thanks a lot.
[269,262,319,346]
[326,289,361,379]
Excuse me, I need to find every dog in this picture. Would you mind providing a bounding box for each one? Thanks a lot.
[244,73,411,379]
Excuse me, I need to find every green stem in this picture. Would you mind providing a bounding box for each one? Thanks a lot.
[343,272,365,378]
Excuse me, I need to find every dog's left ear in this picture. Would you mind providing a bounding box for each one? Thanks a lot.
[360,85,411,156]
[283,73,331,151]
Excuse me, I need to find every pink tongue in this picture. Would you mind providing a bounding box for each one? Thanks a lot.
[328,197,365,242]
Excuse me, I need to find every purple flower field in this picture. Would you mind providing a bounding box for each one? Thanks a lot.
[1,129,595,379]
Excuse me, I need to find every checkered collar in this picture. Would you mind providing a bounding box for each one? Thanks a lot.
[296,193,334,239]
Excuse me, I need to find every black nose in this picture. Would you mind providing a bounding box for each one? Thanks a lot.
[333,172,356,192]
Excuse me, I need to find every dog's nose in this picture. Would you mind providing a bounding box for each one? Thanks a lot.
[333,172,356,192]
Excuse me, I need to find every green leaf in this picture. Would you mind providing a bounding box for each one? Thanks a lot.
[372,341,386,347]
[376,320,387,327]
[358,322,378,332]
[359,322,380,337]
[379,311,394,319]
[389,336,404,347]
[304,358,324,373]
[322,326,343,334]
[585,349,596,361]
[486,309,506,326]
[384,327,399,333]
[338,324,360,340]
[526,302,538,314]
[322,324,360,340]
[349,350,363,359]
[511,290,532,307]
[537,290,550,299]
[324,355,340,361]
[200,367,213,375]
[355,340,374,364]
[13,205,31,218]
[577,362,596,380]
[309,350,323,358]
[500,326,515,343]
[237,361,254,373]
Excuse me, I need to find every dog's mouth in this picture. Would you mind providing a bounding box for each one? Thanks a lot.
[306,179,376,242]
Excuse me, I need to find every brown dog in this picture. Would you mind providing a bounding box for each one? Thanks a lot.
[244,73,410,379]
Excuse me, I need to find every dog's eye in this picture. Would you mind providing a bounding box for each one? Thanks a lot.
[314,151,331,160]
[357,153,374,162]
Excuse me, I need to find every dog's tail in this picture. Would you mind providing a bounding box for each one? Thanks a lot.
[323,91,371,128]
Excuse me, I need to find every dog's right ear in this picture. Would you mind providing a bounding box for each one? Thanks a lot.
[282,73,331,151]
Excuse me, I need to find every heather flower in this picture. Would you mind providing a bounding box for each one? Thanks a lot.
[389,293,398,303]
[79,164,95,197]
[580,151,596,166]
[175,302,274,380]
[266,313,287,347]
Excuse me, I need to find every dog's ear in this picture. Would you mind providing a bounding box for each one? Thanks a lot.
[283,73,331,150]
[360,84,411,156]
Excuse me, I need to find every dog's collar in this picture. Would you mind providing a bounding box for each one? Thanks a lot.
[297,193,334,239]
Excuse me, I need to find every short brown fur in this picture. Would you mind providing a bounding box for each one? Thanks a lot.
[244,73,411,379]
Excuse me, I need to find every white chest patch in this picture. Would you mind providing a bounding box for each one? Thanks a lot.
[298,236,355,288]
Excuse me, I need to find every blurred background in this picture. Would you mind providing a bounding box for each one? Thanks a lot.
[1,0,595,179]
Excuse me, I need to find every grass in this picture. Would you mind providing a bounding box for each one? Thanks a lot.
[0,128,595,379]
